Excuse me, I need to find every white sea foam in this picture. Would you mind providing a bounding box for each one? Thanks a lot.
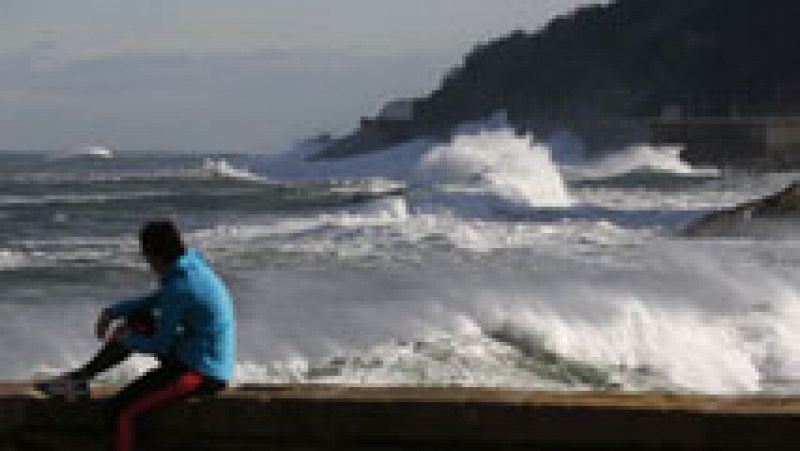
[4,117,799,397]
[23,275,800,394]
[219,228,800,395]
[65,145,115,159]
[566,144,720,180]
[185,200,643,267]
[416,129,572,209]
[479,303,760,393]
[0,250,26,270]
[1,157,266,185]
[9,189,800,395]
[252,124,572,217]
[6,236,141,271]
[200,158,267,182]
[234,322,595,390]
[0,191,171,207]
[231,262,800,394]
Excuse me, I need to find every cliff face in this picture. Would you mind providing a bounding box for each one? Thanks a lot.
[319,0,800,159]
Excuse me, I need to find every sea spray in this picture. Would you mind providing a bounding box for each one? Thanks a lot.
[0,250,27,270]
[566,144,720,180]
[253,124,573,214]
[232,293,796,394]
[200,158,267,182]
[415,129,573,209]
[485,302,761,394]
[226,236,800,395]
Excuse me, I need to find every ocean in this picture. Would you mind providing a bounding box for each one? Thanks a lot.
[1,125,799,395]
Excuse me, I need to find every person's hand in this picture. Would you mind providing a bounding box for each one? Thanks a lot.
[109,325,131,343]
[95,309,112,340]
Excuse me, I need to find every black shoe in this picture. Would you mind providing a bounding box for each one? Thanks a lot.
[34,374,90,401]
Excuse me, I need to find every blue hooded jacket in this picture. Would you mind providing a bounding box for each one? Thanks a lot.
[106,249,236,383]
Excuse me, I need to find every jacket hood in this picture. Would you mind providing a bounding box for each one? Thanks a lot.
[162,248,203,282]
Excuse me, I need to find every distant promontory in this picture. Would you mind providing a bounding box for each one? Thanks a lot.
[315,0,800,166]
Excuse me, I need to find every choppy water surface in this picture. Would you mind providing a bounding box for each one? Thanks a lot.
[1,129,799,395]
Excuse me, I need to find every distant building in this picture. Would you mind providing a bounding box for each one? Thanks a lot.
[377,99,415,122]
[349,98,419,151]
[312,98,419,159]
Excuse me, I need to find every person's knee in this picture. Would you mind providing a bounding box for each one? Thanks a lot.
[126,311,155,337]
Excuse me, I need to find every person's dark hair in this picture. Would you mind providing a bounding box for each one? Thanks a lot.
[139,221,186,264]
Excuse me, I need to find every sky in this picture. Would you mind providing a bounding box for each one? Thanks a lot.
[1,0,598,152]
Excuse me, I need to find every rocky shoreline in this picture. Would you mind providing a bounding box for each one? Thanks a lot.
[684,182,800,237]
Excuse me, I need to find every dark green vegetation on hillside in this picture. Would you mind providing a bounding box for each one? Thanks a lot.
[320,0,800,158]
[417,0,800,148]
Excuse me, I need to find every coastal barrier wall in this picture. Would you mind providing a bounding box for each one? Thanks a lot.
[3,384,800,450]
[651,116,800,167]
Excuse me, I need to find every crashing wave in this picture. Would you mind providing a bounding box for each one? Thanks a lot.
[415,129,573,210]
[234,320,612,390]
[233,294,800,395]
[566,144,720,180]
[251,124,573,217]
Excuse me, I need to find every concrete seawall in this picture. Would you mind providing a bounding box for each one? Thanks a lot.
[3,383,800,450]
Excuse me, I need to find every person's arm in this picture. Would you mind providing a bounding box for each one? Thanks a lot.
[105,291,160,320]
[95,291,161,340]
[121,288,185,355]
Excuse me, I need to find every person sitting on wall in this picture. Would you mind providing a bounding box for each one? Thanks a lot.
[36,220,236,451]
